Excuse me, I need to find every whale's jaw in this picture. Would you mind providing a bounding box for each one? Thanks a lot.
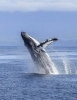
[21,32,29,40]
[21,32,31,46]
[21,32,39,48]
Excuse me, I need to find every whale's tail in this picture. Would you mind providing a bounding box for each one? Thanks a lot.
[37,38,58,48]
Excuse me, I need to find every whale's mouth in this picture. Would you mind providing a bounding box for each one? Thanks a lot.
[21,32,39,46]
[21,32,28,39]
[21,32,31,43]
[21,32,32,48]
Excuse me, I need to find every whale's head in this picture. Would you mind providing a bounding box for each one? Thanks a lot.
[21,32,39,50]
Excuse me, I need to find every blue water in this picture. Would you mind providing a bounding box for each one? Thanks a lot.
[0,46,77,100]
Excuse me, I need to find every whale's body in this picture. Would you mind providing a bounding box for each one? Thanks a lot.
[21,32,58,74]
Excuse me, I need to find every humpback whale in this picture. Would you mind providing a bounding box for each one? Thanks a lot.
[21,32,58,74]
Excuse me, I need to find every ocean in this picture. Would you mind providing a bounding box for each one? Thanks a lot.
[0,46,77,100]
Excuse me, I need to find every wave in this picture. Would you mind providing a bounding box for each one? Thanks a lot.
[0,55,25,59]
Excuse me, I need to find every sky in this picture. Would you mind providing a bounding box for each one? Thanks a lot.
[0,0,77,46]
[0,0,77,12]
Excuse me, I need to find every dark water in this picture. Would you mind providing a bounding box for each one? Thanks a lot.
[0,46,77,100]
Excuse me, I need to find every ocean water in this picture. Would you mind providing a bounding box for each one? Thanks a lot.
[0,46,77,100]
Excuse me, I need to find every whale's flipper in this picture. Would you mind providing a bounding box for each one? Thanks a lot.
[37,38,58,48]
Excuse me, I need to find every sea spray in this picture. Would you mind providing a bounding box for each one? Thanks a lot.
[33,52,59,74]
[45,53,59,74]
[61,57,71,74]
[51,47,71,74]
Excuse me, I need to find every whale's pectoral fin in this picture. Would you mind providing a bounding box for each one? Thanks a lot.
[37,38,58,48]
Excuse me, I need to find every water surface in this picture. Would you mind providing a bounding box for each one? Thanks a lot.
[0,46,77,100]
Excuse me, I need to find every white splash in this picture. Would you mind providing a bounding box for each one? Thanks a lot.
[52,49,71,74]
